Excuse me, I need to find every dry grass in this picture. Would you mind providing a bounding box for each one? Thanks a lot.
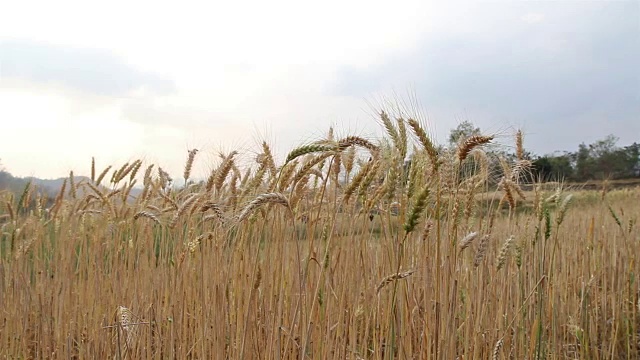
[1,113,639,359]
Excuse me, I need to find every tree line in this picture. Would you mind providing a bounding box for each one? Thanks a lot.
[533,135,639,182]
[447,121,640,183]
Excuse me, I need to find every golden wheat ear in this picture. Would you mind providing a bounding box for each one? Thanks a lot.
[496,235,515,270]
[457,135,494,162]
[515,129,524,161]
[376,269,416,294]
[236,192,291,223]
[473,234,490,267]
[183,148,198,184]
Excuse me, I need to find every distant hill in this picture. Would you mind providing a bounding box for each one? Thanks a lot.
[24,175,92,195]
[0,171,142,199]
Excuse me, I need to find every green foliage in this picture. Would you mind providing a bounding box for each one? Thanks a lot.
[532,153,573,182]
[532,136,639,182]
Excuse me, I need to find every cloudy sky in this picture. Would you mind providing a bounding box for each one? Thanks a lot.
[1,0,638,179]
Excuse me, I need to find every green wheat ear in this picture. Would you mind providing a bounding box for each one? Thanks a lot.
[607,204,623,229]
[285,144,335,165]
[404,186,430,234]
[544,206,552,241]
[556,194,573,226]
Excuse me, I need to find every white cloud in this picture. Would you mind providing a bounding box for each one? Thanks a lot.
[0,41,175,96]
[522,12,545,24]
[0,80,145,177]
[0,0,438,178]
[0,0,637,178]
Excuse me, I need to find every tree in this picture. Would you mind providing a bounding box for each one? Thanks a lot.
[532,153,573,182]
[615,142,640,178]
[573,143,595,181]
[568,135,640,181]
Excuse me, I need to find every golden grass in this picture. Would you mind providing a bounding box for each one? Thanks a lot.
[1,114,639,359]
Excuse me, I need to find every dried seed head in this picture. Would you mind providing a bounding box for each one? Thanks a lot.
[458,135,494,162]
[492,339,504,360]
[183,149,198,183]
[133,211,161,225]
[338,136,380,154]
[515,129,524,161]
[169,194,200,228]
[237,193,290,223]
[376,269,416,294]
[496,236,514,270]
[474,234,490,267]
[458,232,479,253]
[556,194,573,226]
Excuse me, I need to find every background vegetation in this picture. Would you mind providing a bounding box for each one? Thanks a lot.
[1,114,639,359]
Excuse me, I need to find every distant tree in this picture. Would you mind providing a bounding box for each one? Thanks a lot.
[0,158,12,189]
[0,170,9,189]
[532,153,573,182]
[614,142,640,178]
[444,126,638,183]
[568,135,640,181]
[573,143,595,181]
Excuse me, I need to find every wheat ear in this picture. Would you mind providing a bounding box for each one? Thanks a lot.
[285,144,335,165]
[236,193,291,223]
[458,135,494,162]
[376,269,416,294]
[183,149,198,184]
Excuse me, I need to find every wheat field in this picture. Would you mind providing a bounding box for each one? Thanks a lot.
[1,113,639,359]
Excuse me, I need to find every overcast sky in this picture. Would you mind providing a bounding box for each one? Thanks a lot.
[1,0,638,179]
